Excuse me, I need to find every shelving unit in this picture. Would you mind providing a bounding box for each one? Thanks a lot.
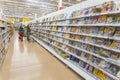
[27,0,120,80]
[0,19,12,67]
[31,36,98,80]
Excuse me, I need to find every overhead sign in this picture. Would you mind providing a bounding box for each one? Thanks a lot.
[8,18,15,23]
[23,18,30,23]
[19,18,23,22]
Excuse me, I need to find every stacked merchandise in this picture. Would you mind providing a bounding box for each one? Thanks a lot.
[0,20,12,66]
[30,1,120,80]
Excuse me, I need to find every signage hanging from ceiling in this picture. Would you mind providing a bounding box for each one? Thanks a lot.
[23,18,30,23]
[19,18,23,22]
[8,18,15,23]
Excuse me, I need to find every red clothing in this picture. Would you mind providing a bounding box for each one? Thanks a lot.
[18,32,23,41]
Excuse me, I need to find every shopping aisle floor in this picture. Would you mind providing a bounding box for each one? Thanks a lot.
[0,33,84,80]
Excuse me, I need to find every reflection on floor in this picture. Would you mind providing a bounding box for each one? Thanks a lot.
[0,33,84,80]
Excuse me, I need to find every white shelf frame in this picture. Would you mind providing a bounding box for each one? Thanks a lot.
[36,32,120,66]
[0,27,11,68]
[28,0,120,79]
[33,30,120,54]
[33,27,120,41]
[38,23,120,27]
[32,35,120,80]
[37,10,120,23]
[32,36,99,80]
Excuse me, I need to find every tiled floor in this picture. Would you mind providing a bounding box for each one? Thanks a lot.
[0,33,84,80]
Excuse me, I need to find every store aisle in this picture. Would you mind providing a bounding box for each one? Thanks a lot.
[0,33,84,80]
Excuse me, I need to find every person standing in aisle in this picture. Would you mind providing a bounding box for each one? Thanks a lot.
[27,23,31,41]
[18,24,24,41]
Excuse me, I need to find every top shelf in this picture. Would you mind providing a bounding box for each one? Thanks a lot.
[37,24,120,27]
[38,10,120,23]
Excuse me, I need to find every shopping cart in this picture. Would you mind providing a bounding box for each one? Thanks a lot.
[18,32,23,41]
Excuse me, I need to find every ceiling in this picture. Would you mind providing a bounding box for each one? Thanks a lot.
[0,0,86,19]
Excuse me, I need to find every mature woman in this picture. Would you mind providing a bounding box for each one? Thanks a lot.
[18,24,24,41]
[27,24,31,41]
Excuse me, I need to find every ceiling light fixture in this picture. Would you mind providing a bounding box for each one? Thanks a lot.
[77,0,82,1]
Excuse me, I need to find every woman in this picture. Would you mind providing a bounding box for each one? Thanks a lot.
[27,24,31,41]
[18,24,24,41]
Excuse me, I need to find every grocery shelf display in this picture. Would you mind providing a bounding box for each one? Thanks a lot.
[27,0,120,80]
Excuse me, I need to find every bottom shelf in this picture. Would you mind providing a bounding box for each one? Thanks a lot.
[32,36,98,80]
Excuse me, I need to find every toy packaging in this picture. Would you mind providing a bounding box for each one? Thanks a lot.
[108,65,119,76]
[90,26,99,35]
[81,43,88,49]
[92,16,99,24]
[110,40,120,50]
[100,49,111,58]
[93,68,107,80]
[100,15,107,23]
[86,26,91,34]
[71,26,77,32]
[90,56,97,63]
[86,45,93,51]
[107,1,114,11]
[98,26,104,35]
[107,14,117,23]
[103,26,115,36]
[81,26,86,34]
[116,14,120,23]
[99,60,108,69]
[101,2,108,13]
[95,38,104,45]
[76,26,82,33]
[107,15,113,23]
[87,65,94,73]
[102,39,112,46]
[83,52,89,60]
[93,46,100,54]
[114,27,120,37]
[75,50,82,56]
[110,52,120,60]
[85,36,92,43]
